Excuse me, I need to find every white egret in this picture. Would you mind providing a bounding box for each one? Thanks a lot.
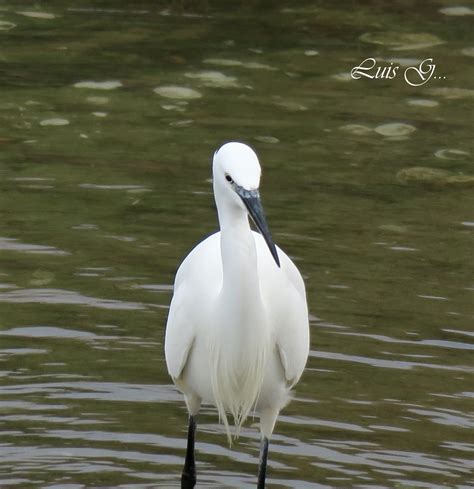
[165,142,309,488]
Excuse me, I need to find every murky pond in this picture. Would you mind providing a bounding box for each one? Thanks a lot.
[1,1,473,488]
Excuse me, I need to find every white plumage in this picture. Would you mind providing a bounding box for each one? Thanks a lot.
[165,142,309,488]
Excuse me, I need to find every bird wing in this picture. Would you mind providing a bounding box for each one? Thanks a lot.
[164,232,221,380]
[254,232,310,387]
[275,279,309,386]
[164,281,195,380]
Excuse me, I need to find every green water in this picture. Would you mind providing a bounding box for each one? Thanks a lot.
[0,1,473,488]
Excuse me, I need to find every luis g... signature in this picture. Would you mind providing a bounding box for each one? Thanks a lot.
[350,57,446,86]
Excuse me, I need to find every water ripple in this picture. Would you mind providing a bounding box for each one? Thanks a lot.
[0,382,181,403]
[407,408,474,429]
[0,288,148,310]
[0,445,180,468]
[311,350,473,372]
[279,415,372,433]
[0,326,98,339]
[0,237,69,256]
[330,331,474,351]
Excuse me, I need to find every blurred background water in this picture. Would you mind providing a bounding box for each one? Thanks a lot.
[0,1,473,488]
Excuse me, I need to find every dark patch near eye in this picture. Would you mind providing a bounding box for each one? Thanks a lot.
[225,175,233,183]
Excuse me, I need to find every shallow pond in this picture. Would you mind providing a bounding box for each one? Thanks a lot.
[0,1,473,488]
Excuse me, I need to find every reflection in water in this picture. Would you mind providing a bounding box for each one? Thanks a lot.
[0,1,473,488]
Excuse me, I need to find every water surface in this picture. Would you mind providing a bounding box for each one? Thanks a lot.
[0,1,473,488]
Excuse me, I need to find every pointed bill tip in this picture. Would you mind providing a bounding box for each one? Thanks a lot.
[272,246,281,268]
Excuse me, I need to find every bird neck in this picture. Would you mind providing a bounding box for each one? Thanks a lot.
[213,204,270,436]
[218,210,261,308]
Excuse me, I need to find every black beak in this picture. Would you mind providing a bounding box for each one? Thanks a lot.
[235,186,280,267]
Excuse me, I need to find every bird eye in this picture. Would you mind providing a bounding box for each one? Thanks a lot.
[225,175,233,183]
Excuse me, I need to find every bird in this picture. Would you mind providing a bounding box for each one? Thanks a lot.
[164,141,310,488]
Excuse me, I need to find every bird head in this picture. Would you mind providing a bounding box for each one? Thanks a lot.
[212,142,280,267]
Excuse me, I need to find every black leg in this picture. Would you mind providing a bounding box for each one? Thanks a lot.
[181,415,197,488]
[257,436,269,489]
